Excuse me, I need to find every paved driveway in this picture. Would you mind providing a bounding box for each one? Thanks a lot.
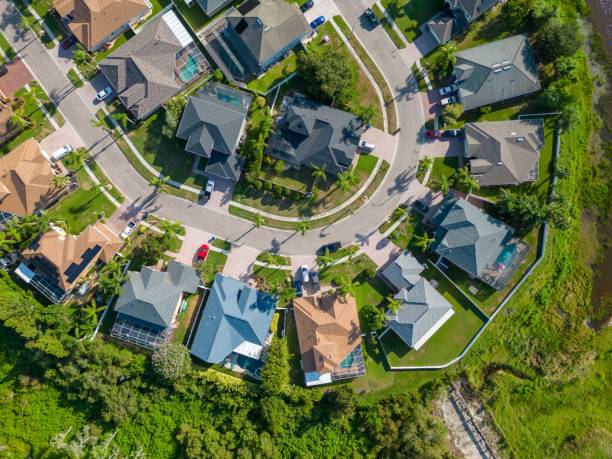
[39,122,86,154]
[206,177,233,212]
[175,225,216,266]
[360,127,397,164]
[421,89,443,119]
[420,137,464,159]
[0,58,32,96]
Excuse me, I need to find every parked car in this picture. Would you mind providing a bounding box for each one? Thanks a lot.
[51,144,73,161]
[120,221,136,239]
[310,15,325,29]
[438,84,458,96]
[61,36,77,49]
[425,130,441,139]
[316,241,341,256]
[197,243,209,261]
[412,200,429,214]
[0,65,7,77]
[294,280,303,297]
[300,0,314,12]
[204,179,215,199]
[440,96,457,106]
[359,140,376,152]
[95,87,113,102]
[299,265,310,283]
[310,270,320,290]
[441,129,463,138]
[364,8,379,25]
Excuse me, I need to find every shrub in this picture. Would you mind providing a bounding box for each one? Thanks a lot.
[274,159,285,175]
[282,186,292,197]
[256,95,267,109]
[254,180,263,190]
[273,184,283,197]
[264,180,273,192]
[151,343,191,383]
[263,155,275,166]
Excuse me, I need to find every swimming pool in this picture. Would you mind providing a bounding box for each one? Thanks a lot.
[496,244,518,267]
[235,354,263,373]
[216,90,243,106]
[179,54,200,82]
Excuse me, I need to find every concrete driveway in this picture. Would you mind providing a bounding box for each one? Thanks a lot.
[360,126,397,164]
[206,177,233,212]
[421,89,443,119]
[420,137,464,159]
[174,225,216,266]
[39,121,86,155]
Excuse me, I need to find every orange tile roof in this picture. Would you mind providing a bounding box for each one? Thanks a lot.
[293,292,361,374]
[0,139,56,217]
[21,222,123,291]
[54,0,149,50]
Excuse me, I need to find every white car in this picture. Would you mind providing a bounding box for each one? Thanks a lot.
[299,265,310,283]
[95,86,113,102]
[438,84,458,96]
[440,96,458,106]
[120,221,136,239]
[51,144,73,161]
[204,179,215,199]
[359,140,376,152]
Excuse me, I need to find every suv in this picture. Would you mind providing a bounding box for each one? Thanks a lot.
[440,96,457,106]
[310,270,320,290]
[120,221,136,239]
[51,144,73,161]
[300,0,313,12]
[438,84,458,96]
[316,242,341,256]
[364,8,379,25]
[204,179,215,199]
[299,265,310,283]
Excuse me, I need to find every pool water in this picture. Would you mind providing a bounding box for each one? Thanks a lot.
[216,91,243,106]
[339,350,355,368]
[235,354,263,373]
[496,245,517,267]
[179,54,200,82]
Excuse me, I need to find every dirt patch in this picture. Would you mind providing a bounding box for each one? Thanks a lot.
[436,396,484,459]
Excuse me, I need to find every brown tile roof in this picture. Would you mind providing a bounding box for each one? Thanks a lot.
[22,222,123,291]
[54,0,149,50]
[293,292,361,374]
[0,139,56,217]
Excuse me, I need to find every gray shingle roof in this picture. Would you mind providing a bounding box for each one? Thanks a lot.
[225,0,310,69]
[465,119,544,186]
[190,274,277,364]
[267,95,364,175]
[385,278,454,348]
[380,250,425,291]
[427,9,468,44]
[176,84,251,180]
[99,15,183,119]
[447,0,501,21]
[430,194,514,277]
[195,0,231,15]
[454,35,540,111]
[114,260,200,329]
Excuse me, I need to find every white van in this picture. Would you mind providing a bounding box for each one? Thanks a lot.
[51,145,73,161]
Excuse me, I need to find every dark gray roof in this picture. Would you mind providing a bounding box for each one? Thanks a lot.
[380,250,424,291]
[195,0,231,15]
[176,84,251,180]
[465,119,544,186]
[114,260,200,329]
[430,194,514,277]
[427,9,468,44]
[225,0,310,68]
[454,35,540,111]
[267,95,364,175]
[385,279,454,348]
[447,0,501,21]
[190,274,277,364]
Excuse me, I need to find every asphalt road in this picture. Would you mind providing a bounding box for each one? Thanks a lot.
[0,0,423,256]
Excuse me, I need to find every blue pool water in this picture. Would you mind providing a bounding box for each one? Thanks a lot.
[235,354,263,373]
[339,350,355,368]
[217,91,243,106]
[496,245,517,266]
[179,54,199,82]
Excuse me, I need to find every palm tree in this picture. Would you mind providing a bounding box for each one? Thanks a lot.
[438,43,457,74]
[436,174,450,195]
[358,104,377,127]
[311,164,327,190]
[297,219,310,235]
[52,175,71,190]
[386,295,403,314]
[151,176,169,194]
[98,259,124,298]
[346,244,359,260]
[336,275,359,300]
[337,167,359,192]
[90,116,107,130]
[316,248,334,267]
[28,84,46,102]
[85,299,105,329]
[254,213,265,228]
[20,15,37,31]
[392,206,410,222]
[73,47,97,73]
[9,110,30,129]
[111,112,130,131]
[413,232,434,252]
[70,148,86,169]
[464,176,480,195]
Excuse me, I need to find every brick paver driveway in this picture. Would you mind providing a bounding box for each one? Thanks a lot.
[0,58,32,96]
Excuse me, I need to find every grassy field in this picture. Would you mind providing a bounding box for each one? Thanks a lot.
[372,4,406,49]
[381,0,444,42]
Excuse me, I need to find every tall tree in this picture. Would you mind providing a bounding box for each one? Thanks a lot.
[437,43,457,74]
[336,275,358,299]
[260,338,290,395]
[310,164,327,190]
[386,295,403,314]
[152,343,192,384]
[413,232,434,252]
[297,219,310,235]
[337,166,359,192]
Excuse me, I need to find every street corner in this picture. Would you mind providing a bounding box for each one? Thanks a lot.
[359,126,397,163]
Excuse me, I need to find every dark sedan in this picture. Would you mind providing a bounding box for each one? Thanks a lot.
[316,242,341,256]
[441,129,463,138]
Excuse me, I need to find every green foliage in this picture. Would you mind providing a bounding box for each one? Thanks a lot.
[162,94,187,138]
[130,234,169,271]
[260,338,290,395]
[535,15,584,63]
[97,259,125,300]
[274,158,285,175]
[441,103,463,126]
[362,303,386,331]
[0,213,49,256]
[152,343,192,383]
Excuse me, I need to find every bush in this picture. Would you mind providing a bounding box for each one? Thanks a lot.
[273,184,283,197]
[256,95,267,109]
[480,106,492,115]
[162,95,187,138]
[152,343,191,383]
[264,180,273,192]
[274,159,285,175]
[441,103,463,126]
[254,180,263,190]
[535,16,583,63]
[263,155,275,166]
[282,186,292,197]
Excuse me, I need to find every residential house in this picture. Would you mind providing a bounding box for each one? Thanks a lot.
[293,292,365,386]
[53,0,150,51]
[464,119,544,187]
[454,35,540,111]
[99,10,209,120]
[427,0,501,44]
[202,0,310,83]
[190,274,277,365]
[15,223,123,303]
[194,0,232,17]
[0,139,57,223]
[379,250,425,292]
[428,193,520,289]
[267,94,364,175]
[383,278,454,350]
[176,83,252,181]
[111,260,200,348]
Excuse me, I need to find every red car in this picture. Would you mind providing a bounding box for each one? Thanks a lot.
[425,130,441,139]
[197,244,209,261]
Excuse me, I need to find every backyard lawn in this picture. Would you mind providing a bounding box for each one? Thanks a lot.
[381,0,444,42]
[247,53,298,94]
[172,0,210,31]
[380,263,487,366]
[94,30,135,62]
[172,293,201,345]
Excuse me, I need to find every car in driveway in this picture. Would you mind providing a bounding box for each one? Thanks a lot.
[441,129,463,138]
[294,280,303,297]
[197,243,209,261]
[300,0,313,12]
[316,241,341,256]
[204,179,215,199]
[51,144,73,161]
[364,8,379,26]
[310,270,320,290]
[61,36,77,49]
[120,221,136,239]
[95,87,113,102]
[440,96,458,106]
[359,140,376,152]
[299,265,310,283]
[310,15,325,29]
[425,130,441,140]
[438,84,458,96]
[412,199,429,214]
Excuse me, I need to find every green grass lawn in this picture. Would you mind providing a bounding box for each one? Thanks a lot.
[380,263,486,366]
[47,167,117,234]
[256,252,291,266]
[200,251,227,286]
[126,110,207,189]
[372,4,406,49]
[381,0,444,42]
[172,294,201,345]
[211,238,232,251]
[247,53,298,94]
[30,0,67,42]
[0,32,16,61]
[94,30,134,62]
[173,0,210,31]
[427,156,460,189]
[66,68,84,88]
[387,211,424,251]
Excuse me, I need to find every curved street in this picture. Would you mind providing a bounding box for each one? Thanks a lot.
[0,0,430,255]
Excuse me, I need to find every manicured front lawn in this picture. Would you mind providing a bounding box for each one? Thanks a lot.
[0,32,16,61]
[247,53,298,94]
[372,4,406,49]
[211,239,232,251]
[200,251,227,286]
[381,0,444,42]
[256,252,291,266]
[380,263,486,366]
[427,156,460,189]
[387,211,424,250]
